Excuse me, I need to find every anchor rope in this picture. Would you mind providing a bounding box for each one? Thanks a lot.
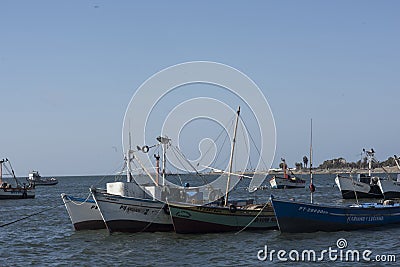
[234,201,270,235]
[137,203,167,233]
[0,202,67,228]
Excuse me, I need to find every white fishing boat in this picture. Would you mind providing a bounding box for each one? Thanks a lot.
[377,156,400,199]
[28,171,58,186]
[91,136,174,233]
[0,158,35,199]
[61,136,177,231]
[269,158,305,189]
[335,149,383,199]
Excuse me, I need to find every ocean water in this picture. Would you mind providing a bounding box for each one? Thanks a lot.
[0,174,399,266]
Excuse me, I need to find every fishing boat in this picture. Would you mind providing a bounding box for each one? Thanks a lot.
[377,155,400,199]
[271,122,400,233]
[90,136,175,233]
[0,158,35,199]
[61,193,105,230]
[91,187,172,233]
[60,154,139,231]
[271,197,400,233]
[269,158,305,189]
[169,200,277,234]
[28,171,58,186]
[168,107,277,234]
[335,149,383,199]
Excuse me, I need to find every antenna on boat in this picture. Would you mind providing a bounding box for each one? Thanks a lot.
[224,106,240,206]
[309,119,315,203]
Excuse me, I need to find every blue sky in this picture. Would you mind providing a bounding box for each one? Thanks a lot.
[1,1,399,176]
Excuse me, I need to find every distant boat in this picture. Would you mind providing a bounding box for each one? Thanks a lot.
[377,155,400,199]
[0,158,35,199]
[271,197,400,233]
[335,149,383,199]
[269,158,305,189]
[28,171,58,186]
[335,173,382,199]
[61,193,105,230]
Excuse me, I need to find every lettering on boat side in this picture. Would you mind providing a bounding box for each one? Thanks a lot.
[347,216,384,223]
[298,206,329,215]
[196,206,223,213]
[119,205,150,215]
[90,205,98,210]
[176,211,191,218]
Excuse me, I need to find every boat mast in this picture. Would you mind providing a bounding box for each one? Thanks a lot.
[0,159,3,184]
[156,136,170,186]
[309,119,315,204]
[154,154,160,186]
[126,132,133,182]
[224,106,240,206]
[162,143,166,186]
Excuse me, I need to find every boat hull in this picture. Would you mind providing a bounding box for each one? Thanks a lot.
[271,198,400,233]
[30,179,58,186]
[335,176,383,199]
[169,203,277,234]
[61,193,105,230]
[0,188,35,199]
[269,176,305,189]
[91,189,173,233]
[377,179,400,199]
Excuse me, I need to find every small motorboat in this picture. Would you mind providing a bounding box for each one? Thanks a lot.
[28,171,58,186]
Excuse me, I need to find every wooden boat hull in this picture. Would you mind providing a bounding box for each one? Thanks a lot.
[91,188,173,233]
[169,203,277,234]
[335,176,383,199]
[271,197,400,233]
[61,193,105,231]
[269,176,305,189]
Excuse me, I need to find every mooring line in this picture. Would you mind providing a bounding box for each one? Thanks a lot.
[0,202,67,228]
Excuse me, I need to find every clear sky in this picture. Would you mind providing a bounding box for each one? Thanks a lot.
[1,1,399,176]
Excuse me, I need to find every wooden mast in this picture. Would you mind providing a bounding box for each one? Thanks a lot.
[224,106,240,206]
[309,119,314,204]
[0,159,3,184]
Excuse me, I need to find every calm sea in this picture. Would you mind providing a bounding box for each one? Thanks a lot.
[0,174,398,266]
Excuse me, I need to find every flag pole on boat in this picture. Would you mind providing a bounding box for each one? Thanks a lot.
[224,106,240,206]
[309,119,315,203]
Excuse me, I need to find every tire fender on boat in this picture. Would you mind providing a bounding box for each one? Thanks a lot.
[229,204,237,213]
